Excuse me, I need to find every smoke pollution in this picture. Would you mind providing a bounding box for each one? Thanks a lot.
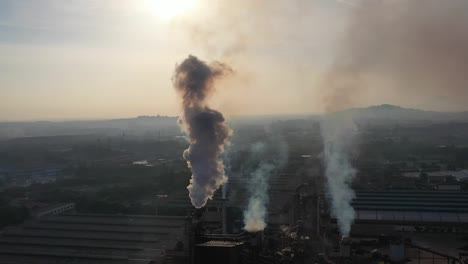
[166,0,468,115]
[320,115,357,237]
[173,55,232,208]
[324,0,468,111]
[243,161,273,232]
[243,136,288,232]
[317,0,468,236]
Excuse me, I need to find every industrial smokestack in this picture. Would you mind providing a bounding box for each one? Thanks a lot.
[173,55,232,208]
[340,236,351,258]
[221,183,228,233]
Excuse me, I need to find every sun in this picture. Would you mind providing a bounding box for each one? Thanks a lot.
[148,0,196,20]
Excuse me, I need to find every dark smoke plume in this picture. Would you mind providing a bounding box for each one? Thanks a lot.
[173,55,232,208]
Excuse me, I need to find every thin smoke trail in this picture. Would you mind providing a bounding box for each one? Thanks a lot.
[320,115,356,236]
[243,134,288,232]
[244,158,274,232]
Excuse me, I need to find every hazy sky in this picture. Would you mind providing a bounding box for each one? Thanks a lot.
[1,0,467,121]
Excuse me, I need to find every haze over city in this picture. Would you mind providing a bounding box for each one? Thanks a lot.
[2,1,468,264]
[2,0,468,121]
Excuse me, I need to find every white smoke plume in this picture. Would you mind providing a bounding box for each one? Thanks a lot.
[243,136,288,232]
[173,55,233,208]
[320,115,357,237]
[244,158,274,232]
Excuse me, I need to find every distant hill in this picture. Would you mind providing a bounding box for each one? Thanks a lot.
[0,116,180,139]
[332,104,468,122]
[2,105,468,139]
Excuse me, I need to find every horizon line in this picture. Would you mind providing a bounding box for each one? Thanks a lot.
[1,104,467,123]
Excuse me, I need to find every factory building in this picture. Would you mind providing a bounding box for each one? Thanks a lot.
[3,180,468,263]
[352,191,468,225]
[321,191,468,263]
[0,213,187,263]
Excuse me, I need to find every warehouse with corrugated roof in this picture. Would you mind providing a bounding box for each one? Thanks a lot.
[352,191,468,224]
[0,213,187,263]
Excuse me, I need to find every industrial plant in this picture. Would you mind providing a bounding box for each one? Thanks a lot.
[2,168,467,263]
[2,0,468,263]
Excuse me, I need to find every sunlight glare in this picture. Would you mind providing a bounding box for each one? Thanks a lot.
[148,0,196,20]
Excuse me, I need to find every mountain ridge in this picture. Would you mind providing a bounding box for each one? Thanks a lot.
[334,104,468,121]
